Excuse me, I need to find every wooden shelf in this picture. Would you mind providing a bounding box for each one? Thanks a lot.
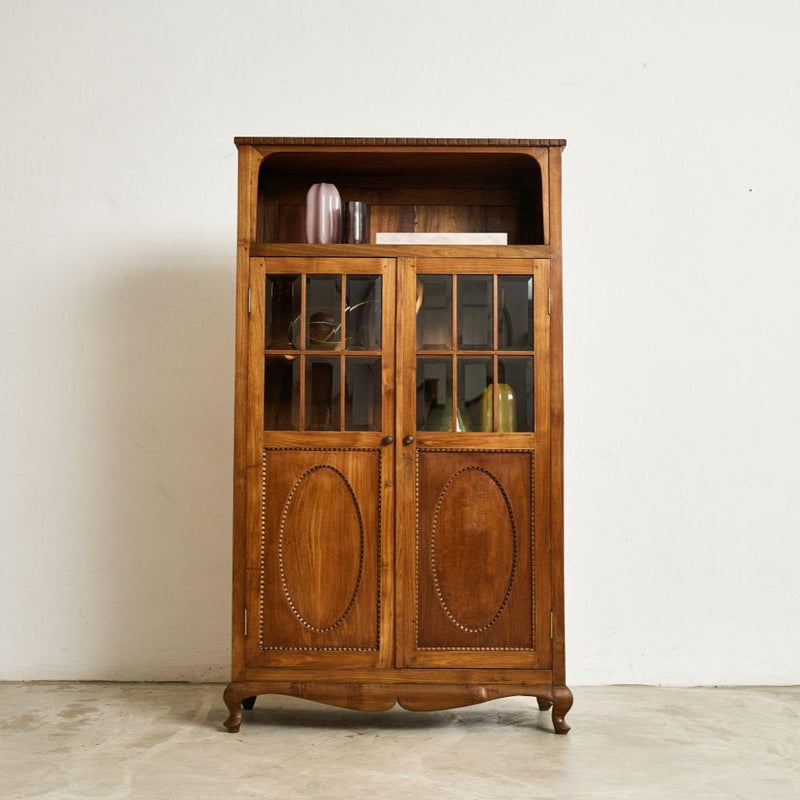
[250,243,552,259]
[254,149,548,246]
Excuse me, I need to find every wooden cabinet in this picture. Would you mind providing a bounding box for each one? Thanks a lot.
[224,138,572,734]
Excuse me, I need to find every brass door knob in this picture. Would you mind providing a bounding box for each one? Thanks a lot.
[381,435,394,445]
[403,435,415,445]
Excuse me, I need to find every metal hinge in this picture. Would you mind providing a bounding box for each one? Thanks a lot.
[244,608,248,637]
[550,611,554,638]
[547,288,552,316]
[247,286,252,314]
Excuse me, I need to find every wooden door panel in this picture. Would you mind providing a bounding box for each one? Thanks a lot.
[396,257,551,669]
[246,447,384,667]
[242,257,395,670]
[416,449,533,650]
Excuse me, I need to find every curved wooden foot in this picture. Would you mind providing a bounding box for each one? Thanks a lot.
[221,681,562,732]
[551,685,573,734]
[223,683,245,732]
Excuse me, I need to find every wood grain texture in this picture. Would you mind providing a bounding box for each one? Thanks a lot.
[236,667,554,684]
[415,450,534,651]
[253,448,381,656]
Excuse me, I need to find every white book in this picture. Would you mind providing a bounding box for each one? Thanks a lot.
[374,232,508,245]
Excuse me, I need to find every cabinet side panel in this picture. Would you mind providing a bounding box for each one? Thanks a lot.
[232,145,259,679]
[548,147,566,685]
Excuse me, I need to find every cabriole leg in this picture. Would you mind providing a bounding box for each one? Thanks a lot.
[551,685,573,734]
[242,696,257,710]
[536,696,552,711]
[223,683,246,732]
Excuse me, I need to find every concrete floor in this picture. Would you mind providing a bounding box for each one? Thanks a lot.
[1,684,798,799]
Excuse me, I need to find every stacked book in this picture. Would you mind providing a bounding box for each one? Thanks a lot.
[374,233,508,245]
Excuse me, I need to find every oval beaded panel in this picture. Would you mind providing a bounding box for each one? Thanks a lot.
[430,466,518,633]
[278,465,365,633]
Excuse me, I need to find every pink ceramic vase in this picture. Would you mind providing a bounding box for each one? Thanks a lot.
[305,183,342,244]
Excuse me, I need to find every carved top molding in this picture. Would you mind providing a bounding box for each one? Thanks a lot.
[234,136,567,148]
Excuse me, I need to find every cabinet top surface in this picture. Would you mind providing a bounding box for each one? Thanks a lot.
[234,136,566,148]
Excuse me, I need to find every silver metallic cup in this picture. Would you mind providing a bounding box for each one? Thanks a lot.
[342,201,370,244]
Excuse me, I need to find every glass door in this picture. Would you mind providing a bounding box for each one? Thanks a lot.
[396,257,552,669]
[246,257,395,669]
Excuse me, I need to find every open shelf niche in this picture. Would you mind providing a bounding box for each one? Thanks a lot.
[255,150,547,246]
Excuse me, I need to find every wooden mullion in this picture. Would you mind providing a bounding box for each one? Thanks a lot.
[418,349,534,357]
[451,352,458,432]
[340,273,347,351]
[492,274,499,432]
[270,349,382,356]
[300,274,307,348]
[340,273,347,430]
[340,353,346,430]
[451,274,458,431]
[451,273,457,352]
[299,275,306,430]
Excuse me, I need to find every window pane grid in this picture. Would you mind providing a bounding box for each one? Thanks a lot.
[415,272,535,433]
[265,272,383,432]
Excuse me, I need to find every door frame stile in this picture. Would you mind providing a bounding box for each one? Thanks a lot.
[243,260,266,668]
[533,259,553,666]
[379,258,397,669]
[394,257,416,669]
[232,145,260,682]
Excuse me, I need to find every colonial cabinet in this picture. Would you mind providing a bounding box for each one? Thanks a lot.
[224,138,572,734]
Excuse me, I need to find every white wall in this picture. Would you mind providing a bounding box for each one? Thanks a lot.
[1,0,798,684]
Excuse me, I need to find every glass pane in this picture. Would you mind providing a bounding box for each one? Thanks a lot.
[265,275,301,349]
[416,358,459,431]
[346,275,382,350]
[416,276,452,350]
[498,276,533,350]
[458,357,493,433]
[306,357,341,430]
[345,357,381,430]
[457,275,492,349]
[498,357,534,432]
[264,356,300,430]
[306,275,341,350]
